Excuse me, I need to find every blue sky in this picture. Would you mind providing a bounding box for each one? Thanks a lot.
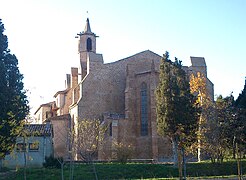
[0,0,245,115]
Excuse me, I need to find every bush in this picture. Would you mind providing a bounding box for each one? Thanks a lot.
[43,156,62,168]
[113,142,133,163]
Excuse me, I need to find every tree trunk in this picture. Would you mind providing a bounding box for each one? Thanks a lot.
[24,151,27,180]
[172,137,178,166]
[92,161,98,180]
[197,141,201,162]
[198,92,202,162]
[61,163,64,180]
[69,156,75,180]
[0,158,2,171]
[23,138,27,180]
[178,148,182,180]
[182,148,187,180]
[197,115,202,162]
[236,143,242,180]
[232,136,236,159]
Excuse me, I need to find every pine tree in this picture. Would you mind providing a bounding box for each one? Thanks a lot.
[156,52,199,166]
[0,19,29,158]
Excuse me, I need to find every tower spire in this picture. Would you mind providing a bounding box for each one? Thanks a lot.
[77,18,98,77]
[84,18,92,33]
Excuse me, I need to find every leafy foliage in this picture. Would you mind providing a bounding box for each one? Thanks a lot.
[203,95,235,163]
[202,87,245,164]
[0,19,29,158]
[232,108,246,153]
[190,72,211,105]
[189,72,212,161]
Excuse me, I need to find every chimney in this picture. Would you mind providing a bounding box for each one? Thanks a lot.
[65,74,71,89]
[71,67,78,88]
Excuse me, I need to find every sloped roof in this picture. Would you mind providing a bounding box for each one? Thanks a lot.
[123,50,161,60]
[34,101,55,115]
[23,124,53,136]
[106,50,161,65]
[54,88,70,98]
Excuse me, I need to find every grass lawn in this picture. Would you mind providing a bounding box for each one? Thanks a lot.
[1,159,245,180]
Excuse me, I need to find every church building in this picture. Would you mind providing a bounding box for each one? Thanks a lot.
[34,18,214,161]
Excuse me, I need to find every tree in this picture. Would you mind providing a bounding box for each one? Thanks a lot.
[156,51,199,171]
[235,78,246,152]
[112,141,134,164]
[235,78,246,109]
[203,95,234,163]
[189,72,211,162]
[0,19,29,159]
[75,119,107,162]
[234,78,246,180]
[74,119,107,180]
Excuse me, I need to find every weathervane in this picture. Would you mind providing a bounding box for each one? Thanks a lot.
[86,11,89,18]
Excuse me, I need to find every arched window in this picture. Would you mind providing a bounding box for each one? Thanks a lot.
[140,82,148,136]
[86,38,92,51]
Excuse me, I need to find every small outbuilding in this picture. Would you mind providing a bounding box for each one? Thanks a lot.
[3,124,53,168]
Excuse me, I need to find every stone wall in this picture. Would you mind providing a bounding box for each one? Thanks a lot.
[77,50,161,121]
[48,115,71,159]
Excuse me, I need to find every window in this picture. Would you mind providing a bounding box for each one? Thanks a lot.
[109,122,112,136]
[29,142,39,151]
[16,143,26,152]
[86,38,92,51]
[140,82,148,136]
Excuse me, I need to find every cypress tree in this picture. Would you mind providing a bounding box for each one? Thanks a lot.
[0,19,29,158]
[156,52,198,165]
[235,77,246,108]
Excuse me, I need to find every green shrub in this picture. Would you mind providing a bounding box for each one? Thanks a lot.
[43,156,62,168]
[113,141,134,163]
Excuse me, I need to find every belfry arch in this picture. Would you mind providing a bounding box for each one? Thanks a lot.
[86,37,92,51]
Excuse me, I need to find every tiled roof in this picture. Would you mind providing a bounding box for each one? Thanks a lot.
[24,124,53,136]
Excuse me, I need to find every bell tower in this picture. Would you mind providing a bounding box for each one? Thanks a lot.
[77,18,98,79]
